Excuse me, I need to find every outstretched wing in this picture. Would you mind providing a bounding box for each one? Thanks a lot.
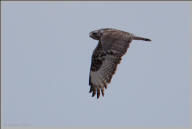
[89,46,121,98]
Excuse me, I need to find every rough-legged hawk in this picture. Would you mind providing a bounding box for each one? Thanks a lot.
[89,28,151,99]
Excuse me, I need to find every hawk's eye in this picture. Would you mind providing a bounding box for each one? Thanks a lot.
[92,32,97,35]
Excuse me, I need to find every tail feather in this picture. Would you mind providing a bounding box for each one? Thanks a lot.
[133,36,151,41]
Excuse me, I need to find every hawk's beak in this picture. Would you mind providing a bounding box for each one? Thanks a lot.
[89,32,93,38]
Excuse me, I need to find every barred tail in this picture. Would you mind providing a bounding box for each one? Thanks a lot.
[133,36,151,41]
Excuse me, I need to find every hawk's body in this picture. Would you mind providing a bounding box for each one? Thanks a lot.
[89,28,151,98]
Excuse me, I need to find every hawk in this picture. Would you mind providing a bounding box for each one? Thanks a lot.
[89,28,151,99]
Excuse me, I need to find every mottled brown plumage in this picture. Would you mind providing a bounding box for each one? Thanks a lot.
[89,28,151,99]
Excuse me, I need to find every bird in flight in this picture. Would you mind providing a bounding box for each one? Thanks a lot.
[89,28,151,99]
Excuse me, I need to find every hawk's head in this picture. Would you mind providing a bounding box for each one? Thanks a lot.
[89,30,103,40]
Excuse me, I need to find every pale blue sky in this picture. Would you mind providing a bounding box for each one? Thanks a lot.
[2,2,190,127]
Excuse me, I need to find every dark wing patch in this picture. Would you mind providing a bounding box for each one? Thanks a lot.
[90,46,106,72]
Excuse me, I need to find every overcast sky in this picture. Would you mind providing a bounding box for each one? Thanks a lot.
[2,2,190,127]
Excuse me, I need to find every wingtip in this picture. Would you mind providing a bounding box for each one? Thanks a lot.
[92,93,95,97]
[146,39,152,42]
[133,36,152,42]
